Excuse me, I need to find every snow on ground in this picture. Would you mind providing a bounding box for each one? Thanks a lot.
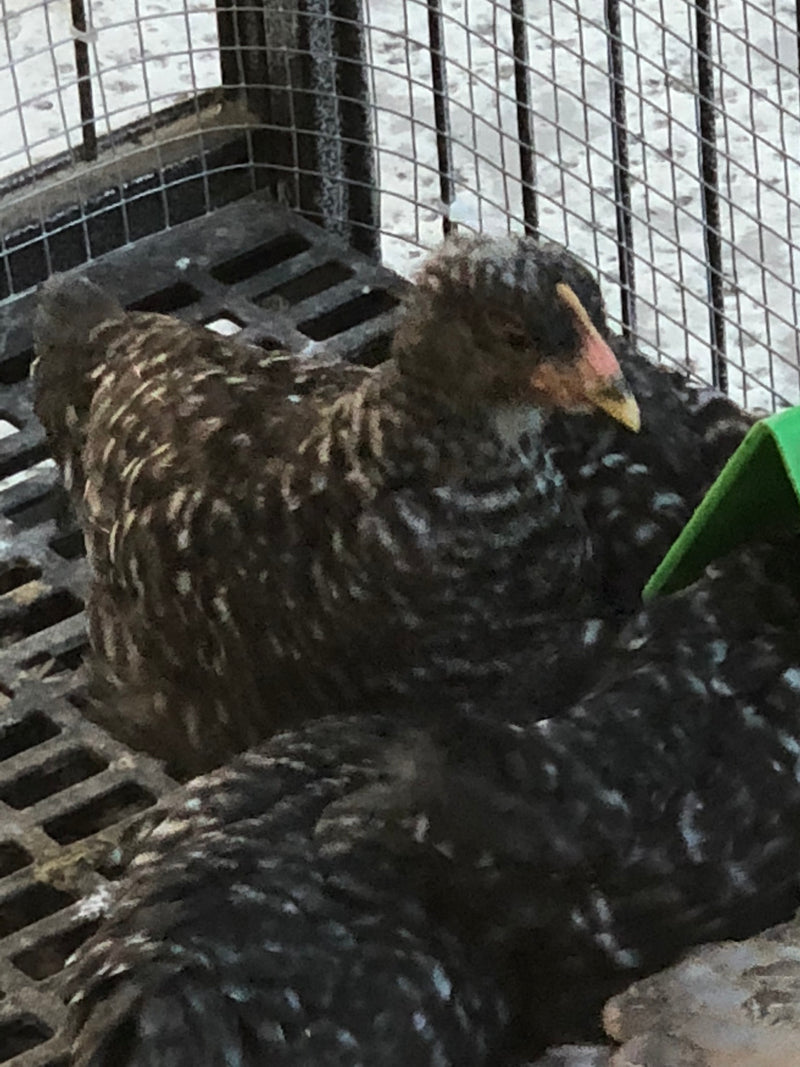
[2,0,799,410]
[363,0,800,411]
[0,0,220,174]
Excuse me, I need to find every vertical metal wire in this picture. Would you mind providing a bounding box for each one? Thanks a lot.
[605,0,635,339]
[789,3,800,400]
[694,0,727,392]
[335,0,381,258]
[69,0,97,162]
[510,0,537,237]
[426,0,454,236]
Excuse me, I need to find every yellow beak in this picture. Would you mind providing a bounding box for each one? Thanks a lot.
[555,281,641,433]
[589,380,642,433]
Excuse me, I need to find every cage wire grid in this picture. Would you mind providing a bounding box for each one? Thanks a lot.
[0,0,799,1063]
[0,1,798,411]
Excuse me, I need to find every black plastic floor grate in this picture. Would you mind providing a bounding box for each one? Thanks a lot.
[0,191,407,1064]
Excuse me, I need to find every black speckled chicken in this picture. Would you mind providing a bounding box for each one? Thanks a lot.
[33,236,640,778]
[428,536,800,1052]
[487,330,753,716]
[543,342,752,615]
[66,715,513,1067]
[67,536,800,1063]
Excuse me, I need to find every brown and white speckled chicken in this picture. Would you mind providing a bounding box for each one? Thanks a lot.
[66,535,800,1064]
[33,236,639,777]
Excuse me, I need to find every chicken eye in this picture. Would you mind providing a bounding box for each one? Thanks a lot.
[485,309,529,350]
[504,326,529,350]
[490,318,529,350]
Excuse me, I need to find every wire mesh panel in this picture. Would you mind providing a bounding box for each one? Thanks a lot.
[0,0,220,176]
[2,1,800,411]
[361,0,800,411]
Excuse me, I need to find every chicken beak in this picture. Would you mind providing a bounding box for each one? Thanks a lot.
[588,374,641,433]
[555,282,641,433]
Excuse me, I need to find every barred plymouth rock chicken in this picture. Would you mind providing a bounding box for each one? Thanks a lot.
[429,536,800,1051]
[67,536,800,1063]
[543,345,752,615]
[33,235,640,777]
[66,715,513,1067]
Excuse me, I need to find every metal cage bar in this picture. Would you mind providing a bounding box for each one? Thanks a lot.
[69,0,97,163]
[605,0,635,340]
[426,0,454,237]
[694,0,728,392]
[510,0,537,238]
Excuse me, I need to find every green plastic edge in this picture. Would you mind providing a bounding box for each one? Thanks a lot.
[642,406,800,600]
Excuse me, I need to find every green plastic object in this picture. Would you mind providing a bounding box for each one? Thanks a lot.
[642,405,800,600]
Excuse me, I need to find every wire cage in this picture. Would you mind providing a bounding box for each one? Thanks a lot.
[0,0,799,1062]
[2,0,800,411]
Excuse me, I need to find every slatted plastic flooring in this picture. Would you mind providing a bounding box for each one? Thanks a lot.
[0,193,405,1065]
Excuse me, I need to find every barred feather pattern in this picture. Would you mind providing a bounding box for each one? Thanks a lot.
[33,269,597,776]
[465,344,754,715]
[66,539,800,1061]
[544,340,753,616]
[66,716,510,1067]
[422,538,800,1047]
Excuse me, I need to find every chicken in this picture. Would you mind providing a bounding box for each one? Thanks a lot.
[67,535,800,1062]
[543,341,753,616]
[425,535,800,1051]
[66,715,512,1067]
[32,235,639,777]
